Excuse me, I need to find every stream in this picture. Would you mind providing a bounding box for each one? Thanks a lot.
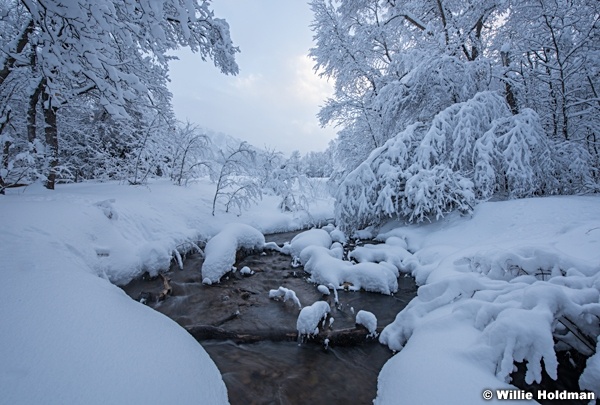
[122,231,418,404]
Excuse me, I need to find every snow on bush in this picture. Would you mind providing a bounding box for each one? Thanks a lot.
[335,91,595,232]
[201,223,265,284]
[356,310,378,337]
[297,301,331,336]
[269,286,302,309]
[376,196,600,402]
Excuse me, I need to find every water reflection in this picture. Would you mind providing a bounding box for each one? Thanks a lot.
[202,340,394,405]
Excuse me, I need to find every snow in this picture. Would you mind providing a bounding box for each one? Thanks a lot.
[376,195,600,404]
[0,179,333,404]
[317,284,331,295]
[2,177,599,404]
[301,246,398,295]
[579,337,600,396]
[269,286,302,309]
[297,301,331,336]
[0,267,228,404]
[282,228,332,260]
[356,310,378,337]
[201,223,265,284]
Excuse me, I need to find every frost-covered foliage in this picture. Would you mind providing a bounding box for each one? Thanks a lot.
[211,142,262,216]
[311,0,599,231]
[1,0,238,189]
[169,121,212,186]
[335,92,595,231]
[201,223,265,284]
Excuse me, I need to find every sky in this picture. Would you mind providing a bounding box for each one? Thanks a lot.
[167,0,337,155]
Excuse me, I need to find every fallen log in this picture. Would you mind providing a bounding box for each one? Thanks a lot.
[185,325,383,347]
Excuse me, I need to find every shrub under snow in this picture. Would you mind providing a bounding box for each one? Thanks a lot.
[335,91,595,232]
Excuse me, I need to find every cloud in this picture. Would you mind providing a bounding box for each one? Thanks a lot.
[166,2,338,155]
[287,54,334,106]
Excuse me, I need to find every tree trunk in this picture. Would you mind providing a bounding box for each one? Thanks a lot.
[42,88,59,190]
[0,20,34,86]
[501,51,519,115]
[28,79,43,145]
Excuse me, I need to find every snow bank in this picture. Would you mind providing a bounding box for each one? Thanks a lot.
[201,223,265,284]
[376,196,600,403]
[297,301,331,336]
[0,262,228,405]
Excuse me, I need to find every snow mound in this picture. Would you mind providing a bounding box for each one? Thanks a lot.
[329,228,347,244]
[282,228,332,260]
[349,241,412,273]
[302,246,398,295]
[297,301,331,336]
[317,285,330,295]
[269,286,302,309]
[202,223,265,284]
[356,310,378,337]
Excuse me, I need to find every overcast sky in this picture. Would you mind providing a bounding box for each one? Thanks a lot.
[167,0,337,155]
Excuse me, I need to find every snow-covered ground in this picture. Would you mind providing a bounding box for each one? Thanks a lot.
[375,196,600,404]
[2,178,599,404]
[0,178,333,404]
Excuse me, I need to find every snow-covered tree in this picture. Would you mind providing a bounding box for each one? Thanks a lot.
[211,142,261,216]
[311,0,598,231]
[169,121,211,186]
[334,92,594,231]
[0,0,239,189]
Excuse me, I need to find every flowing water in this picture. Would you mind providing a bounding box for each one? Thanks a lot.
[122,231,418,404]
